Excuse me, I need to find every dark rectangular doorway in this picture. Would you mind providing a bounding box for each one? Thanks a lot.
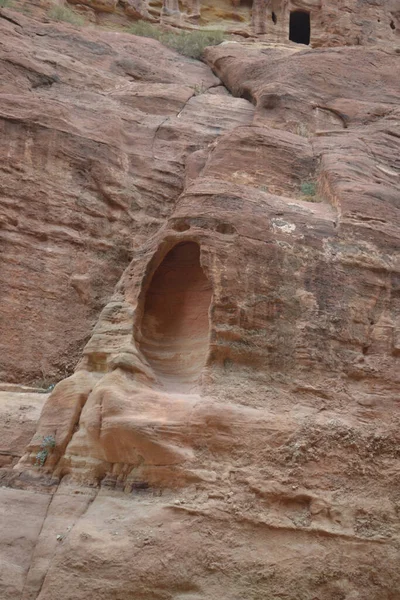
[289,10,311,45]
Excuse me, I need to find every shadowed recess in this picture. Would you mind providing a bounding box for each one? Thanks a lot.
[289,10,311,45]
[140,242,212,391]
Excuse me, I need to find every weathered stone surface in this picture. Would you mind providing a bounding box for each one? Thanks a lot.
[6,0,400,44]
[0,487,50,600]
[31,489,400,600]
[20,483,96,600]
[61,0,400,46]
[0,390,47,469]
[68,0,117,12]
[122,0,150,20]
[0,9,252,384]
[1,3,400,600]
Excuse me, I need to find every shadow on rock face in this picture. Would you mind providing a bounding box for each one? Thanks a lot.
[139,241,212,393]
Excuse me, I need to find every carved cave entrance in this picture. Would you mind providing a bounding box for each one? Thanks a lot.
[289,10,311,45]
[140,242,212,392]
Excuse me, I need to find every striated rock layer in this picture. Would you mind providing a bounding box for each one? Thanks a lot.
[0,7,237,383]
[0,3,400,600]
[7,0,400,46]
[68,0,400,47]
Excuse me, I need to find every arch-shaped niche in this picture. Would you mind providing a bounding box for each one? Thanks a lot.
[140,242,212,392]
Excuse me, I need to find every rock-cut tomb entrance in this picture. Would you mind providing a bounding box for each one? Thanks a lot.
[289,10,311,45]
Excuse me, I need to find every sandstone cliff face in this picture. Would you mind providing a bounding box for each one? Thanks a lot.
[8,0,400,46]
[1,2,400,600]
[0,7,227,383]
[63,0,400,47]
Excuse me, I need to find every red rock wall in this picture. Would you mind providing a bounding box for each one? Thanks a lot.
[1,5,400,600]
[0,9,230,383]
[64,0,400,46]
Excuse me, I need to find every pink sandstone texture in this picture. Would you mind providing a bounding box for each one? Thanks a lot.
[0,1,400,599]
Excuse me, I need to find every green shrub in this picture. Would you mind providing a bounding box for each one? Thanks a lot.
[128,22,226,59]
[301,181,317,197]
[0,0,13,7]
[35,435,56,467]
[48,5,85,26]
[128,20,163,40]
[163,29,226,59]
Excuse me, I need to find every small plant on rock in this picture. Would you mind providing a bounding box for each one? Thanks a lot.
[0,0,13,7]
[301,181,316,197]
[295,122,310,138]
[128,20,163,40]
[128,22,226,59]
[300,180,321,202]
[48,5,84,26]
[192,82,208,95]
[35,435,56,467]
[164,29,226,59]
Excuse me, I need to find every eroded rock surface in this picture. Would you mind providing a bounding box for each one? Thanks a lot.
[75,0,400,46]
[0,8,253,383]
[68,0,400,45]
[1,3,400,600]
[0,388,47,470]
[5,0,400,45]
